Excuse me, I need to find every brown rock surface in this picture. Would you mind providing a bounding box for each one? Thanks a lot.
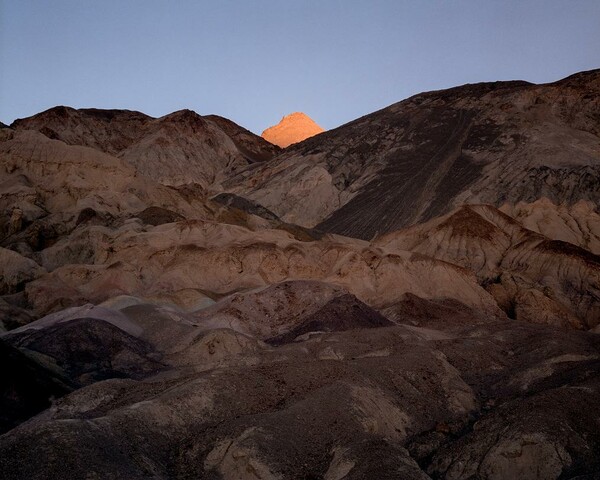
[261,112,325,148]
[500,198,600,255]
[0,247,46,295]
[22,218,503,319]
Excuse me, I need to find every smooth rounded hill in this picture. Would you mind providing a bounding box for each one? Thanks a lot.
[261,112,325,148]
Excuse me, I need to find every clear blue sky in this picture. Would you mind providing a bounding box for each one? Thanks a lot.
[1,1,599,133]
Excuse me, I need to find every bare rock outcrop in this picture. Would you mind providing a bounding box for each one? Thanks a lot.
[501,198,600,255]
[0,129,192,218]
[2,305,600,479]
[22,219,502,319]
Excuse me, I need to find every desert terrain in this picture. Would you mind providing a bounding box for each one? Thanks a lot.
[1,69,600,479]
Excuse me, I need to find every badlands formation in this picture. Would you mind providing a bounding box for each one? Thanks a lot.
[1,70,600,479]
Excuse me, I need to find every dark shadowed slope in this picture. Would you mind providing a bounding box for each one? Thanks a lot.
[206,114,281,162]
[0,338,73,434]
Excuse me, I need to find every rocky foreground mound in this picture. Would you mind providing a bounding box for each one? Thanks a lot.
[1,70,600,479]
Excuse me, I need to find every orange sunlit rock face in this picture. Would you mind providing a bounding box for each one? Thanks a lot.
[261,112,324,148]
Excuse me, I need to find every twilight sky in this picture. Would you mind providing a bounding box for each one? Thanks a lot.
[1,1,599,134]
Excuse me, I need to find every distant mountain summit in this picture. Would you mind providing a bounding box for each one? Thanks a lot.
[261,112,324,148]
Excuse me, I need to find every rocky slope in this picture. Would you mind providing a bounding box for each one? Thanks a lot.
[261,112,325,148]
[230,69,600,239]
[19,218,503,319]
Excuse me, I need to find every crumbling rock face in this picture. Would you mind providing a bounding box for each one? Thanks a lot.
[266,293,393,345]
[0,129,194,221]
[428,384,600,479]
[134,206,185,226]
[206,114,282,161]
[5,318,165,384]
[21,219,503,319]
[500,199,600,255]
[0,126,286,267]
[0,247,46,294]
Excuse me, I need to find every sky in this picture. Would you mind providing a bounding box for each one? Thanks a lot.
[1,1,599,134]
